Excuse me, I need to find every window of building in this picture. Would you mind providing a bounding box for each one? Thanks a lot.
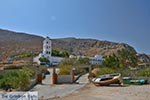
[46,51,49,54]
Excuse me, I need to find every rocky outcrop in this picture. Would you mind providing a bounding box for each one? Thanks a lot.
[137,54,150,63]
[52,38,136,56]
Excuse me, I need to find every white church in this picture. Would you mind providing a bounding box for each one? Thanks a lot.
[34,36,103,66]
[40,36,52,58]
[37,37,63,66]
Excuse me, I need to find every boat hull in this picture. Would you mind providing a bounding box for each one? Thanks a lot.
[92,73,121,86]
[123,77,147,85]
[94,78,121,86]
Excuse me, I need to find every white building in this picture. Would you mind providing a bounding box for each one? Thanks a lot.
[69,55,76,59]
[69,54,103,65]
[42,36,52,58]
[37,37,103,66]
[69,55,87,59]
[89,55,103,65]
[38,36,63,66]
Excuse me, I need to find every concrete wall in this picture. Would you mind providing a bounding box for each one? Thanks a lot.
[57,75,73,83]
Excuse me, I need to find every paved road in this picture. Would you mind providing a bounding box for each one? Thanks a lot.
[30,73,89,99]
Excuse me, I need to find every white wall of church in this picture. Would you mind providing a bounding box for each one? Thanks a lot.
[42,37,52,58]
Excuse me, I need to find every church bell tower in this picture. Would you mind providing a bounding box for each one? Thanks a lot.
[43,36,52,58]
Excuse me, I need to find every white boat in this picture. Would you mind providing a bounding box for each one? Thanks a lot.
[92,73,121,86]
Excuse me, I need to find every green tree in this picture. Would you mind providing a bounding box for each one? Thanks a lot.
[52,49,60,56]
[52,49,69,57]
[59,58,76,67]
[117,49,138,68]
[39,57,50,63]
[59,67,71,75]
[60,51,69,57]
[77,58,90,65]
[103,54,120,68]
[59,57,91,75]
[103,49,138,68]
[99,67,116,75]
[58,58,74,75]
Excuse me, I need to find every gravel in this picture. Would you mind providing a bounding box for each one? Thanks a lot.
[50,83,150,100]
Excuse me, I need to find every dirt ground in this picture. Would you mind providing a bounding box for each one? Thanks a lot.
[46,83,150,100]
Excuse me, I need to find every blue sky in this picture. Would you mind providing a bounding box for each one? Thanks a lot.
[0,0,149,54]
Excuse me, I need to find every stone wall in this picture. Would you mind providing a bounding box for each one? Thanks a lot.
[57,75,73,84]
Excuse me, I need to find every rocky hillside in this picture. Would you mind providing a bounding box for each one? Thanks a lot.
[0,29,43,61]
[137,54,150,63]
[52,38,136,56]
[0,28,139,61]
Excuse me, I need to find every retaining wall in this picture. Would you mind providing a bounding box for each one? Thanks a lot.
[57,75,73,83]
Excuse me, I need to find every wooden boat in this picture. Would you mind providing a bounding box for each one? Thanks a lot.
[123,77,147,85]
[92,73,121,86]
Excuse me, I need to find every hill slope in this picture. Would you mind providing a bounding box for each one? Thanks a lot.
[52,38,136,56]
[0,29,43,61]
[0,29,136,61]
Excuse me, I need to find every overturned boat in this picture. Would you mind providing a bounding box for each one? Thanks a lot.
[92,73,121,86]
[123,77,147,85]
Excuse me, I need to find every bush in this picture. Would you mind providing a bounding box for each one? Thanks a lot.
[4,65,21,70]
[0,71,19,89]
[98,67,116,76]
[77,58,90,65]
[117,68,136,77]
[59,67,70,75]
[52,49,69,57]
[21,66,35,77]
[0,71,28,90]
[98,67,136,77]
[39,57,50,63]
[14,53,32,58]
[136,68,150,77]
[17,70,30,90]
[0,67,35,90]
